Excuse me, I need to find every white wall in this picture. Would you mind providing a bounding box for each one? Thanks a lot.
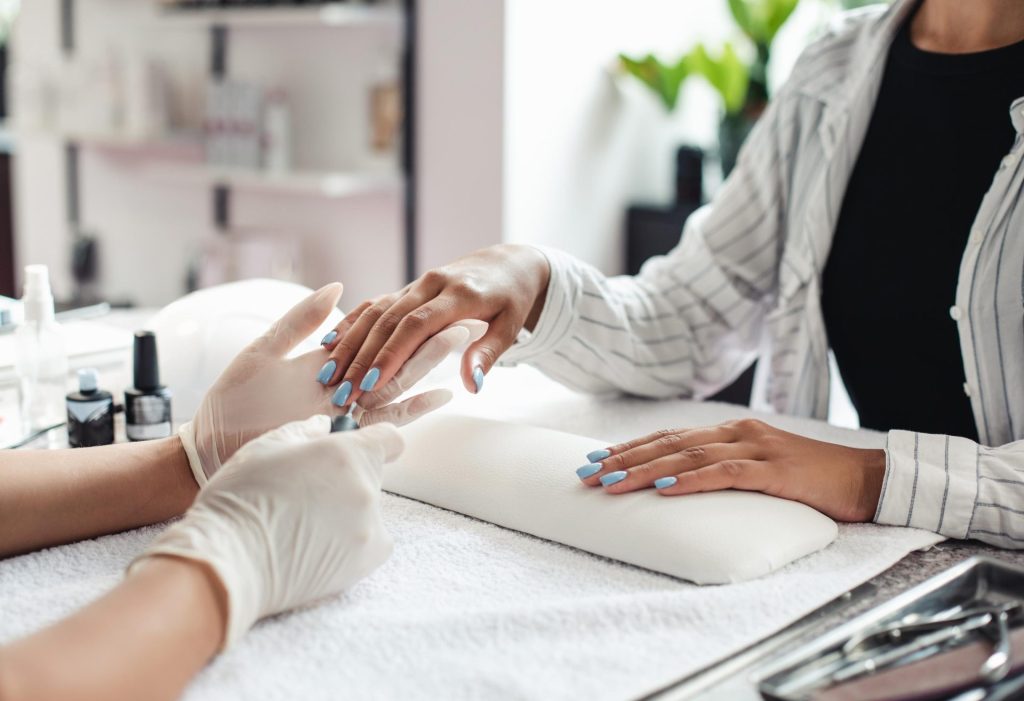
[503,0,832,275]
[414,0,505,273]
[505,1,730,274]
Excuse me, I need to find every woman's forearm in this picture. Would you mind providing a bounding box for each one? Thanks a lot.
[0,437,197,558]
[0,556,226,701]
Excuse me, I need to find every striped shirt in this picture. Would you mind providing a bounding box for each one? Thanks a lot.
[500,0,1024,548]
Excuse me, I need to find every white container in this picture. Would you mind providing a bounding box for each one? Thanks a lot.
[14,265,69,439]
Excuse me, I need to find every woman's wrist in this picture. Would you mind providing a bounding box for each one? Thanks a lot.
[519,245,551,332]
[130,555,228,654]
[164,434,201,506]
[857,448,887,521]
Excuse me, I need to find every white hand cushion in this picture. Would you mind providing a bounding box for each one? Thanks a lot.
[387,415,838,584]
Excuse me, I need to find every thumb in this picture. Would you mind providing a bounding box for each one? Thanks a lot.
[255,282,343,357]
[346,422,405,468]
[462,311,519,393]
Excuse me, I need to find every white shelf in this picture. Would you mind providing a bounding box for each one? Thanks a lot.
[150,162,403,198]
[13,124,399,199]
[158,3,404,29]
[13,125,202,152]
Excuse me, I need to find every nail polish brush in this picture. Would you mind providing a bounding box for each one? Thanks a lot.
[330,404,360,433]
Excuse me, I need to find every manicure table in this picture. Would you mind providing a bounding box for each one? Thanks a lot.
[3,316,1022,700]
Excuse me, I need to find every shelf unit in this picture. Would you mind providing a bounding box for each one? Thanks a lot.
[47,0,417,293]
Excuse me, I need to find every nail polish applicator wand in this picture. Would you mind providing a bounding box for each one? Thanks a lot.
[330,405,360,433]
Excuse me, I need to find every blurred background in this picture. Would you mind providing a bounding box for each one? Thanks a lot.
[0,0,882,310]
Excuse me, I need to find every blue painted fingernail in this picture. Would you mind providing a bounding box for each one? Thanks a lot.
[600,471,627,487]
[332,381,352,407]
[321,330,337,345]
[472,365,485,393]
[360,367,381,392]
[576,463,602,480]
[654,476,677,489]
[586,449,611,462]
[317,360,336,384]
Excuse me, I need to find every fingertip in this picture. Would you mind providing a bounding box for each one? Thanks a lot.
[599,470,628,488]
[452,319,489,343]
[444,325,472,348]
[317,281,344,303]
[317,359,338,385]
[361,422,405,462]
[427,388,454,410]
[653,476,677,490]
[459,352,477,393]
[310,413,333,435]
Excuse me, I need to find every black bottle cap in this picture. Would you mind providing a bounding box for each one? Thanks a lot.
[133,331,162,390]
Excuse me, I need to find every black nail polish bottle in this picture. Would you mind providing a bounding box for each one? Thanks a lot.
[125,331,173,441]
[66,368,115,447]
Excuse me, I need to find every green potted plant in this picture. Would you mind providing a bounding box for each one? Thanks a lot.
[620,0,799,175]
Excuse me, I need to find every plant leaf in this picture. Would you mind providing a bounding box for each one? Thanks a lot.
[764,0,799,43]
[687,42,750,115]
[727,0,757,42]
[618,52,690,111]
[728,0,799,46]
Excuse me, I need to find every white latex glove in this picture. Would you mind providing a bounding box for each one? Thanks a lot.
[179,284,479,487]
[135,415,402,648]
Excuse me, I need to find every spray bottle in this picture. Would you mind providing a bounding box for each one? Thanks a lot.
[15,265,69,443]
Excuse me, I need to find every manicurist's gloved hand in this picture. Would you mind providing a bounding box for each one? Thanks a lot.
[179,283,467,487]
[134,415,402,648]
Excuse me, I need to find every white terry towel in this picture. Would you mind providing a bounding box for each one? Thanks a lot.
[0,366,945,699]
[0,496,941,701]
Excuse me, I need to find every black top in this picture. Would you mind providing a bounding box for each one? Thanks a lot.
[133,330,162,390]
[822,15,1024,440]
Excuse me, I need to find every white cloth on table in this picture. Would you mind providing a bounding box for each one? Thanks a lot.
[0,365,943,700]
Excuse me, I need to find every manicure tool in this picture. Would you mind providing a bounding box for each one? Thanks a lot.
[783,602,1021,693]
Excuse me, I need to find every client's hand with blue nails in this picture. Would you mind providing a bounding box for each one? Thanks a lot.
[180,283,458,488]
[577,419,887,522]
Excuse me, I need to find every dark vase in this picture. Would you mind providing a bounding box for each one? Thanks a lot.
[625,146,703,276]
[717,112,756,177]
[717,44,770,178]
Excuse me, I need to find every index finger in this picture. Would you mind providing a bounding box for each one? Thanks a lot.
[341,298,463,407]
[359,324,470,409]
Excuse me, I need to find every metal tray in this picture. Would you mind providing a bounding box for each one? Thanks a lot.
[756,556,1024,700]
